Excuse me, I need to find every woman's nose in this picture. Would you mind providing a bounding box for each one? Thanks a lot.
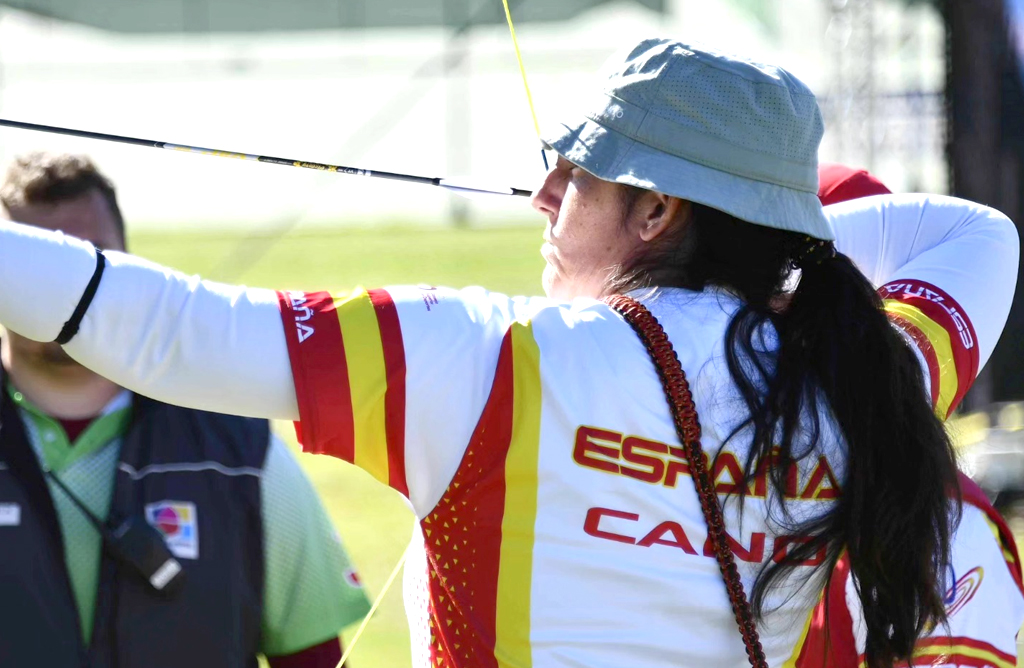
[530,168,562,219]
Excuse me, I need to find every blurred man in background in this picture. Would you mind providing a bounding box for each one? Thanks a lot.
[0,152,370,668]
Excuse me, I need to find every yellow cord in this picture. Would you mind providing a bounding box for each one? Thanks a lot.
[501,0,543,141]
[338,14,539,665]
[335,546,409,667]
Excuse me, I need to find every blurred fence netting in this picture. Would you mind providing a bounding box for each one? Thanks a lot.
[818,0,948,194]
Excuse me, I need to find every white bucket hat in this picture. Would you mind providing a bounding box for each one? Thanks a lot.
[543,38,834,241]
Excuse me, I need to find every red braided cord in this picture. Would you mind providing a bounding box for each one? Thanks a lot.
[604,295,768,668]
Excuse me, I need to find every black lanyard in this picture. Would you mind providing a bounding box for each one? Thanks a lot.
[44,464,186,597]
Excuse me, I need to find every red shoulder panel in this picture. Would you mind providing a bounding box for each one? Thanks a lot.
[957,472,1024,596]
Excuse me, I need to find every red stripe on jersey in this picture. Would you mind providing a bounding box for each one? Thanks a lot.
[423,330,515,668]
[277,290,355,460]
[958,472,1024,597]
[880,280,979,414]
[796,553,858,668]
[887,312,941,408]
[368,289,409,497]
[826,555,858,664]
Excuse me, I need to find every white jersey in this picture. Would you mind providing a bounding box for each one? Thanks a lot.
[0,194,1019,667]
[282,284,844,666]
[278,284,1022,667]
[273,195,1024,667]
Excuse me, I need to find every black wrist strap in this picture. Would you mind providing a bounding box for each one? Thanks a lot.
[54,247,106,345]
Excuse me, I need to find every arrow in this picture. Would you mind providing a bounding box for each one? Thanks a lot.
[0,117,533,198]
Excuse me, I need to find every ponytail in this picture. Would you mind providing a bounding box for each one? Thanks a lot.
[750,250,959,667]
[615,200,961,668]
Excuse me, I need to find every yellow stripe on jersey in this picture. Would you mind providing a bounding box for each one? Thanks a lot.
[495,321,543,668]
[335,288,391,486]
[854,641,1017,668]
[883,300,959,419]
[985,517,1020,572]
[781,601,816,668]
[909,644,1016,668]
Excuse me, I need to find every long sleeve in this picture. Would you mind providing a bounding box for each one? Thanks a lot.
[0,219,536,513]
[0,193,1014,428]
[0,219,298,420]
[829,193,1018,371]
[828,194,1019,417]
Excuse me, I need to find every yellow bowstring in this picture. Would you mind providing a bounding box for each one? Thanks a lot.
[337,11,542,666]
[501,0,545,148]
[335,546,409,667]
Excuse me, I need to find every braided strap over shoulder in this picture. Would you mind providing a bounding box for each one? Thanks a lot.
[604,295,768,668]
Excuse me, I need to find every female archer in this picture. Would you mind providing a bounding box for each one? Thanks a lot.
[0,38,1020,668]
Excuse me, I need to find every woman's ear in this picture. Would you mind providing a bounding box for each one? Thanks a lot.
[638,194,691,242]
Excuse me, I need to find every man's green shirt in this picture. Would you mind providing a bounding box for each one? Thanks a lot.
[10,386,371,656]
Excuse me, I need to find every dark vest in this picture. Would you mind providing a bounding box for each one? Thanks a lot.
[0,387,269,668]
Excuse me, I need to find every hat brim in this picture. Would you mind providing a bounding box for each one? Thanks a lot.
[543,115,835,242]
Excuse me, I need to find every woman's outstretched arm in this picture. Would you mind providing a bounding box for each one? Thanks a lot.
[0,219,298,419]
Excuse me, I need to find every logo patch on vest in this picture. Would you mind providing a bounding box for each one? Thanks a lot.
[145,501,199,559]
[0,502,20,526]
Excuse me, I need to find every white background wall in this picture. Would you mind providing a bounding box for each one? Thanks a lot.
[0,0,945,230]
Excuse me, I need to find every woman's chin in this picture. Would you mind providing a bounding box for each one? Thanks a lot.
[541,265,559,299]
[543,265,600,302]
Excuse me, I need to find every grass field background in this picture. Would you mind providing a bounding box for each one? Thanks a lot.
[131,223,546,667]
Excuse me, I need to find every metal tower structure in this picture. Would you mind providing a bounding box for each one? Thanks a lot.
[825,0,878,171]
[823,0,946,194]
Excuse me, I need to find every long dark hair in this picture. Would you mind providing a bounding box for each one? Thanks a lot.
[613,198,961,668]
